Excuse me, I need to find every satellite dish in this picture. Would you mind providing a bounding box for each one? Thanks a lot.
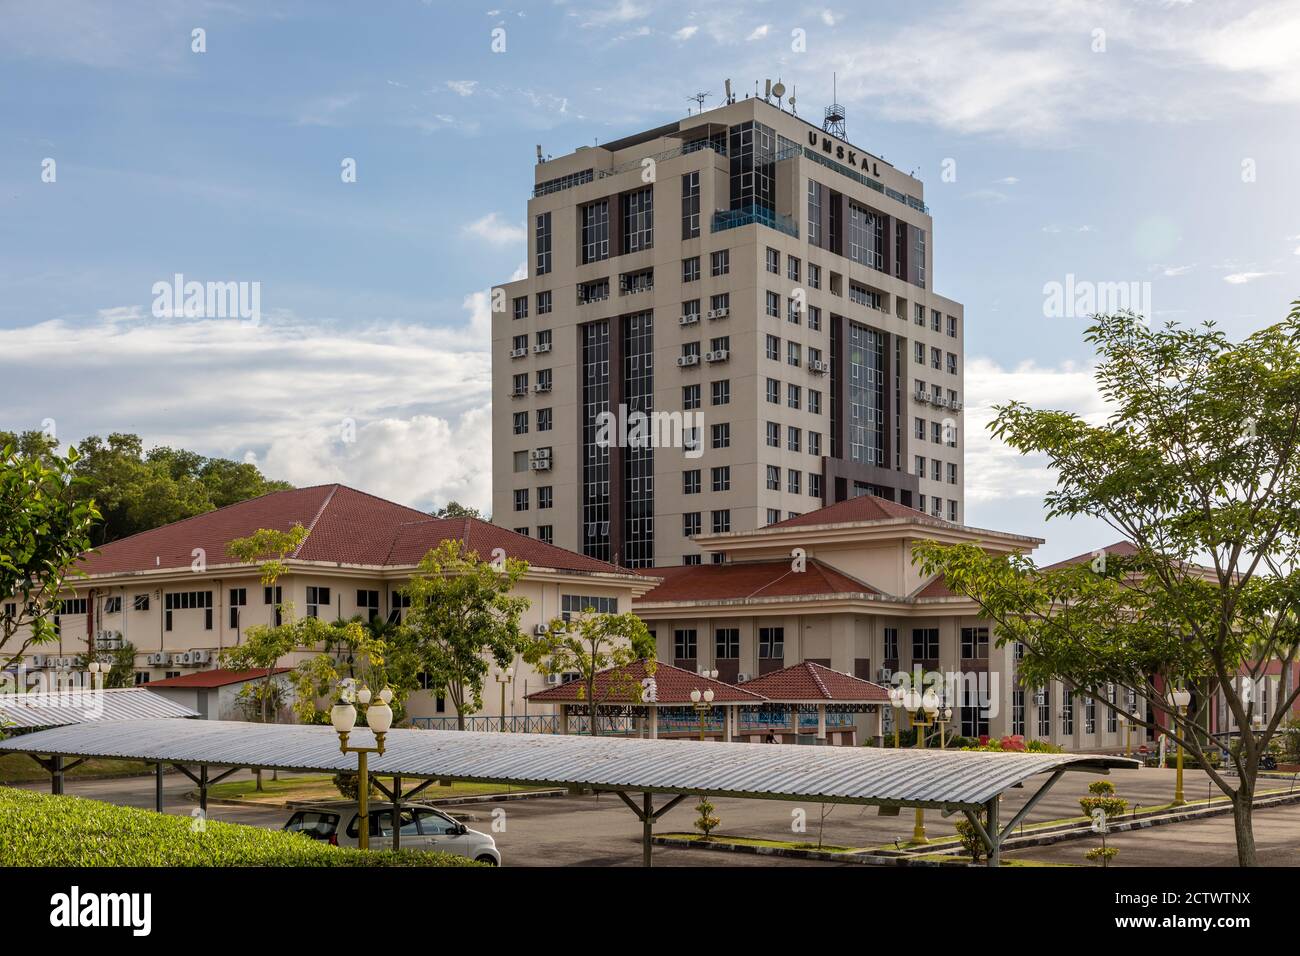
[772,81,786,99]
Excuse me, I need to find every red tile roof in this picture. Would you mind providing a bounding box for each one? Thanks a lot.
[742,661,890,702]
[915,576,958,599]
[525,660,766,705]
[766,494,949,530]
[1040,540,1138,571]
[75,484,635,578]
[145,668,290,689]
[636,559,878,603]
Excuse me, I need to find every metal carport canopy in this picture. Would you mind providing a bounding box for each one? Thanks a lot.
[0,718,1136,812]
[0,688,198,730]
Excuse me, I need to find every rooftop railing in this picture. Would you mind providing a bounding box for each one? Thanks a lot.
[711,204,800,239]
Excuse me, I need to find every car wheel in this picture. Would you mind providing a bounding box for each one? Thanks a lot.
[475,855,499,866]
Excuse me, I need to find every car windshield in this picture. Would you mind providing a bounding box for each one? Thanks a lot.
[284,811,339,837]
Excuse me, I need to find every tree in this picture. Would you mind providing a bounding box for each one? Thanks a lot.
[523,610,655,735]
[75,642,138,689]
[694,797,720,839]
[913,306,1300,867]
[431,501,484,520]
[0,441,99,670]
[401,540,530,730]
[290,616,419,726]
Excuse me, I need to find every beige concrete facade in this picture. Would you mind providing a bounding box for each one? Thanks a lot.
[493,97,965,569]
[5,564,649,725]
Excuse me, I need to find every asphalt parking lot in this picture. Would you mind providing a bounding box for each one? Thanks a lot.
[14,763,1300,866]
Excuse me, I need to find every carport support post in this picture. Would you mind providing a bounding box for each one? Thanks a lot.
[155,762,164,812]
[986,796,1000,867]
[51,755,64,795]
[199,764,208,814]
[643,792,653,867]
[392,775,403,852]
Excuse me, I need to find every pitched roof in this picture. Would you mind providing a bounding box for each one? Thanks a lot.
[0,687,198,728]
[1040,540,1138,571]
[741,661,889,702]
[767,494,948,530]
[915,576,958,599]
[75,484,635,579]
[525,660,766,705]
[145,668,291,689]
[636,559,878,603]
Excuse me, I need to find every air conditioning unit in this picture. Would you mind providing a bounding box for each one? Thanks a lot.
[913,387,928,402]
[509,347,527,358]
[533,382,552,393]
[705,349,729,363]
[735,673,752,684]
[190,649,211,665]
[712,307,729,319]
[172,652,192,666]
[676,355,699,367]
[679,313,699,326]
[545,672,562,685]
[146,652,167,666]
[704,309,717,320]
[878,667,893,682]
[1034,691,1047,706]
[533,342,551,354]
[534,623,549,636]
[952,400,964,411]
[511,388,527,398]
[529,447,552,460]
[936,395,951,409]
[809,360,827,374]
[29,655,47,668]
[529,459,551,472]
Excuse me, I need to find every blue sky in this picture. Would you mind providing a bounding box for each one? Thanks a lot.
[2,0,1298,561]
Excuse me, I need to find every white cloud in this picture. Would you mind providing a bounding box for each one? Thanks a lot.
[1223,271,1281,284]
[820,10,838,27]
[993,176,1020,185]
[746,24,771,41]
[674,25,699,40]
[0,307,494,515]
[1158,264,1194,276]
[446,80,479,97]
[463,212,526,246]
[581,0,649,27]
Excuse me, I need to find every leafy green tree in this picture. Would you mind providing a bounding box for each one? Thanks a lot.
[75,641,138,689]
[914,306,1300,867]
[0,442,99,670]
[524,610,655,735]
[401,540,530,729]
[694,797,720,839]
[290,617,419,725]
[431,501,484,520]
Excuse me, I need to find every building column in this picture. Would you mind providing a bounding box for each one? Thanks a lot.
[649,707,658,739]
[817,704,827,744]
[558,704,568,735]
[723,705,733,742]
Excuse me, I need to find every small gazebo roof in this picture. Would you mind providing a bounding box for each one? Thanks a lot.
[740,662,890,704]
[525,660,766,706]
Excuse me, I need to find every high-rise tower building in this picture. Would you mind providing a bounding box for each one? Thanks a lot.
[493,94,965,568]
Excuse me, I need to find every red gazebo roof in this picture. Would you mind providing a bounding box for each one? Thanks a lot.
[525,660,766,705]
[741,661,890,703]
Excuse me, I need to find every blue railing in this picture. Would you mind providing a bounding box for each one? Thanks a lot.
[712,205,800,238]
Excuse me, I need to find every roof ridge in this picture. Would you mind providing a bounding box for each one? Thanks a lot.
[806,661,832,698]
[294,484,341,557]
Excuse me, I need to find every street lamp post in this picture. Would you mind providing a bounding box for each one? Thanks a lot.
[689,688,716,742]
[330,684,394,851]
[496,667,514,733]
[903,684,940,844]
[888,684,906,748]
[1168,686,1192,807]
[936,704,954,749]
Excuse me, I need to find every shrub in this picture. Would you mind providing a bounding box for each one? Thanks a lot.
[1079,779,1128,822]
[0,786,478,867]
[694,796,720,840]
[959,738,1064,754]
[1085,845,1119,867]
[954,812,986,864]
[333,771,379,801]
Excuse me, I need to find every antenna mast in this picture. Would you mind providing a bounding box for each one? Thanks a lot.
[823,71,845,138]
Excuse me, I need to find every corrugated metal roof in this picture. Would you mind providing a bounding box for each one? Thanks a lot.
[0,719,1138,809]
[0,689,198,730]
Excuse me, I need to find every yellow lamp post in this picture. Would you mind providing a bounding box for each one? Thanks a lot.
[496,667,515,732]
[903,683,940,844]
[887,684,906,748]
[936,704,954,749]
[689,687,716,741]
[1168,686,1191,807]
[330,683,394,851]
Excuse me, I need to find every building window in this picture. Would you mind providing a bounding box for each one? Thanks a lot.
[683,469,701,494]
[766,508,781,525]
[682,256,700,282]
[787,256,801,281]
[808,262,821,290]
[229,588,247,629]
[715,628,740,659]
[682,383,701,410]
[683,512,701,537]
[387,591,410,625]
[961,679,990,738]
[884,627,898,660]
[535,212,552,276]
[1037,687,1051,738]
[711,423,730,449]
[305,586,331,619]
[537,486,553,510]
[514,489,529,512]
[961,627,989,659]
[534,408,551,432]
[787,426,801,453]
[948,500,958,522]
[1012,689,1026,737]
[807,180,823,245]
[787,469,801,494]
[538,525,553,545]
[710,249,729,276]
[513,411,528,435]
[786,341,801,367]
[711,509,731,533]
[536,290,552,315]
[766,291,780,318]
[766,422,780,448]
[809,389,822,415]
[580,320,612,562]
[355,589,379,623]
[758,627,785,660]
[711,465,731,492]
[765,335,780,362]
[787,383,801,410]
[765,247,780,274]
[580,199,610,264]
[911,627,939,661]
[711,379,730,405]
[710,292,730,313]
[766,464,780,490]
[809,473,823,499]
[683,554,702,565]
[681,171,700,239]
[133,594,150,612]
[809,431,821,456]
[621,186,654,254]
[513,296,528,321]
[674,629,698,661]
[947,314,958,338]
[807,305,821,331]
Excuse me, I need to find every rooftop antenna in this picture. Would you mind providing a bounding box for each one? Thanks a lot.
[688,91,709,114]
[789,83,797,116]
[823,71,846,138]
[724,78,733,104]
[535,144,543,164]
[772,79,786,111]
[763,78,772,102]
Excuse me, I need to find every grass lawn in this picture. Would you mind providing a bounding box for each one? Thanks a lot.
[911,853,1075,867]
[0,753,154,784]
[205,772,552,805]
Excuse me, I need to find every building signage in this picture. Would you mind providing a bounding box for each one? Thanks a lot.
[807,131,881,177]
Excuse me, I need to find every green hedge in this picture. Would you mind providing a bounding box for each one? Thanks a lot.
[0,786,479,867]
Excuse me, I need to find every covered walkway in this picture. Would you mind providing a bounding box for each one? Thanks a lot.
[0,718,1138,865]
